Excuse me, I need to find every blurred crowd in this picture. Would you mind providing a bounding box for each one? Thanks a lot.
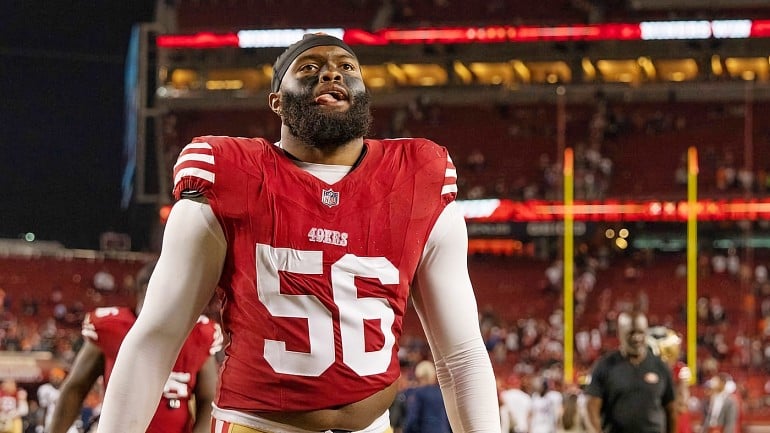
[3,244,770,431]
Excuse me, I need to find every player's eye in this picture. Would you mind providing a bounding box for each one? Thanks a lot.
[299,63,319,72]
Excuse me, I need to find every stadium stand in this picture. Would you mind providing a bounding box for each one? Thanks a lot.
[7,0,770,430]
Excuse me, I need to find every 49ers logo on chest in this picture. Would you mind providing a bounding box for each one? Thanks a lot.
[308,227,348,246]
[321,188,340,207]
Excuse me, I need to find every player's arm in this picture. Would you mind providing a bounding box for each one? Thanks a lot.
[586,396,603,433]
[665,400,677,433]
[410,201,501,433]
[674,381,689,413]
[723,397,738,433]
[192,355,218,433]
[49,340,104,433]
[97,199,226,433]
[15,389,28,417]
[661,363,677,433]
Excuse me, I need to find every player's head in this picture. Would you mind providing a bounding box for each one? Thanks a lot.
[268,33,372,150]
[647,326,682,366]
[532,376,549,396]
[135,259,158,314]
[618,311,648,358]
[708,372,732,393]
[414,360,437,384]
[1,379,16,393]
[48,367,66,386]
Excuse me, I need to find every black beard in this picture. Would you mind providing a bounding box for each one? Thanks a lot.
[281,86,372,151]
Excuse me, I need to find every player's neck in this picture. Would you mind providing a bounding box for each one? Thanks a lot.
[279,133,364,166]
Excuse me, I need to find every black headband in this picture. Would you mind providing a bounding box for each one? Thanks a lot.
[271,34,357,93]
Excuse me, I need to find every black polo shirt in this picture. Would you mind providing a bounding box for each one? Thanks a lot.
[585,350,675,433]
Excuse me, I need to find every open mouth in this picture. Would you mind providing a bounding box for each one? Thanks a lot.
[314,88,348,105]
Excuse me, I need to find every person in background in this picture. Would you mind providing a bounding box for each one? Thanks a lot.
[49,260,222,433]
[585,311,676,433]
[389,374,415,433]
[702,373,739,433]
[403,360,451,433]
[559,386,582,433]
[528,377,559,433]
[36,368,77,433]
[22,399,44,433]
[499,374,531,433]
[96,33,500,433]
[649,327,692,433]
[0,379,28,433]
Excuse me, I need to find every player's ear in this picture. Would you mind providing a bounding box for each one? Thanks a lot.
[268,92,282,116]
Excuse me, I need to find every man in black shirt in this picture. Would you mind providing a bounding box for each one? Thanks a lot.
[585,311,676,433]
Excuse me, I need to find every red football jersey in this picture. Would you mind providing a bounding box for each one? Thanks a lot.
[82,307,222,433]
[672,361,692,433]
[173,137,457,412]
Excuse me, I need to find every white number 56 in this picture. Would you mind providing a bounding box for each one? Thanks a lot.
[257,244,398,377]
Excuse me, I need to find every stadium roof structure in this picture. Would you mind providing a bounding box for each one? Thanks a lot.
[144,18,770,109]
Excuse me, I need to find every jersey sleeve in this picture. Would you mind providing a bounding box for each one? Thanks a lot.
[410,138,458,205]
[81,307,135,359]
[583,357,608,398]
[81,311,98,342]
[82,307,126,342]
[676,363,692,383]
[173,137,217,200]
[442,151,458,205]
[195,315,224,355]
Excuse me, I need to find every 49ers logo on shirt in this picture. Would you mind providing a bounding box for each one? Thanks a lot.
[321,188,340,207]
[308,227,348,246]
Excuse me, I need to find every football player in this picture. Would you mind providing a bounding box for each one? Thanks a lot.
[49,261,222,433]
[97,33,500,433]
[648,326,692,433]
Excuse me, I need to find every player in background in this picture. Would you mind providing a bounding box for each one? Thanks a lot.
[403,360,451,433]
[498,375,531,433]
[648,327,692,433]
[0,379,28,433]
[37,367,78,433]
[49,260,222,433]
[97,33,500,433]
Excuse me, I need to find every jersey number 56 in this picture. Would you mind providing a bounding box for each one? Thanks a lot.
[257,244,397,377]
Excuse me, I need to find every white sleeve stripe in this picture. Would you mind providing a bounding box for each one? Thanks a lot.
[81,329,98,341]
[445,168,457,178]
[174,167,215,187]
[182,142,212,150]
[447,154,454,164]
[174,153,214,168]
[442,184,458,195]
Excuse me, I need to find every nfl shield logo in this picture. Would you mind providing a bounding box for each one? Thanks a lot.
[321,188,340,207]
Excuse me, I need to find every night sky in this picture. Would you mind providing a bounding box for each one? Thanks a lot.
[0,1,157,250]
